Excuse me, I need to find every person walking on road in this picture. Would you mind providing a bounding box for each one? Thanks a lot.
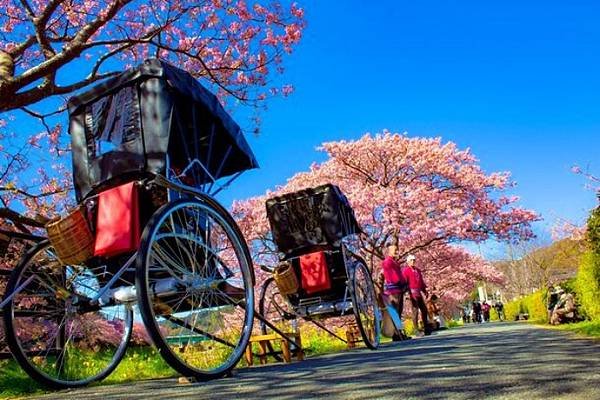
[472,301,482,323]
[402,254,431,335]
[482,301,491,322]
[494,300,505,321]
[380,244,409,340]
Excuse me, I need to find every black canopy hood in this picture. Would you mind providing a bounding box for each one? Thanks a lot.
[68,58,258,201]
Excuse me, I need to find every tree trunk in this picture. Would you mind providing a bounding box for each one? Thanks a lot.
[0,51,14,82]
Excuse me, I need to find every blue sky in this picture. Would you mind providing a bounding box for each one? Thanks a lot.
[5,1,598,259]
[220,1,600,250]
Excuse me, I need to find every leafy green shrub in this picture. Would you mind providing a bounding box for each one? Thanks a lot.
[503,290,548,322]
[586,206,600,254]
[490,309,499,321]
[521,291,548,322]
[504,298,522,321]
[501,206,600,325]
[402,319,417,336]
[571,205,600,322]
[575,251,600,321]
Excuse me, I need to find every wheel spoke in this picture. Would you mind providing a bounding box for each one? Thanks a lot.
[163,314,237,349]
[351,260,380,349]
[138,198,253,379]
[5,242,133,388]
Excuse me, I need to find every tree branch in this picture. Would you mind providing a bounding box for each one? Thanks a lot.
[0,186,67,199]
[0,0,132,111]
[0,207,45,229]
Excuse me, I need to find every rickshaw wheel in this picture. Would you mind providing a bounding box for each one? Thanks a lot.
[258,277,297,361]
[136,197,254,380]
[3,241,133,389]
[349,258,381,350]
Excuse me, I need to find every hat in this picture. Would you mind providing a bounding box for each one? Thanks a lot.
[406,254,416,262]
[553,285,564,294]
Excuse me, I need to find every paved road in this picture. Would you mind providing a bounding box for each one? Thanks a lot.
[28,322,600,400]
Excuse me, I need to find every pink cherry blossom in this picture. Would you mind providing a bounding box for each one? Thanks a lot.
[233,132,538,305]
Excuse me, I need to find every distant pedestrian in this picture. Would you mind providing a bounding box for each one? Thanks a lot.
[472,301,482,323]
[460,307,468,323]
[402,254,431,335]
[462,306,471,323]
[494,301,505,321]
[482,301,491,322]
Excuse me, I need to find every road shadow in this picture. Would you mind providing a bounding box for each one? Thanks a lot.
[27,322,600,400]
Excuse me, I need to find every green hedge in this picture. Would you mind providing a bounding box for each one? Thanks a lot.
[504,298,522,321]
[503,253,599,324]
[576,251,600,320]
[504,290,548,323]
[575,205,600,321]
[587,206,600,254]
[502,204,600,324]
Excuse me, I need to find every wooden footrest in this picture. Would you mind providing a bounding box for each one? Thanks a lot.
[244,332,304,366]
[346,325,361,348]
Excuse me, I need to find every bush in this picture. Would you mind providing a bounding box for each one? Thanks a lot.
[501,205,600,326]
[586,206,600,254]
[503,290,548,322]
[575,251,600,321]
[521,291,547,322]
[504,299,519,321]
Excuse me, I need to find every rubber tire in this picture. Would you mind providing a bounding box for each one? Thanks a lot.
[136,197,254,380]
[3,241,132,389]
[349,258,381,350]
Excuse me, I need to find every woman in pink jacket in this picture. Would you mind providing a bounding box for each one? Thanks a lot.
[380,244,408,340]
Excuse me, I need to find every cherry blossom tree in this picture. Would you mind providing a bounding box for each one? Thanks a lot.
[233,131,539,302]
[0,0,305,232]
[0,0,305,350]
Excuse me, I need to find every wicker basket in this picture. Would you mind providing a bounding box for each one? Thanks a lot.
[273,262,299,295]
[46,206,94,265]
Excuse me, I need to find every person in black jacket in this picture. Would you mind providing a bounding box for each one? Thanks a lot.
[472,301,482,323]
[494,301,505,321]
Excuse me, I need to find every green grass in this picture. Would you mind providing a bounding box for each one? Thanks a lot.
[0,347,176,399]
[103,347,174,383]
[299,324,348,356]
[0,357,46,399]
[548,320,600,339]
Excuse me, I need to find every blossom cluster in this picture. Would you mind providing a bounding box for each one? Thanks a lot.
[233,132,538,305]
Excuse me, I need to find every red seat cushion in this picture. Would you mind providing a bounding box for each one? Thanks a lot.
[94,182,140,257]
[299,251,331,294]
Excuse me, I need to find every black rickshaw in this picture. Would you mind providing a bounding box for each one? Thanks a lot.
[2,59,258,388]
[258,184,381,354]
